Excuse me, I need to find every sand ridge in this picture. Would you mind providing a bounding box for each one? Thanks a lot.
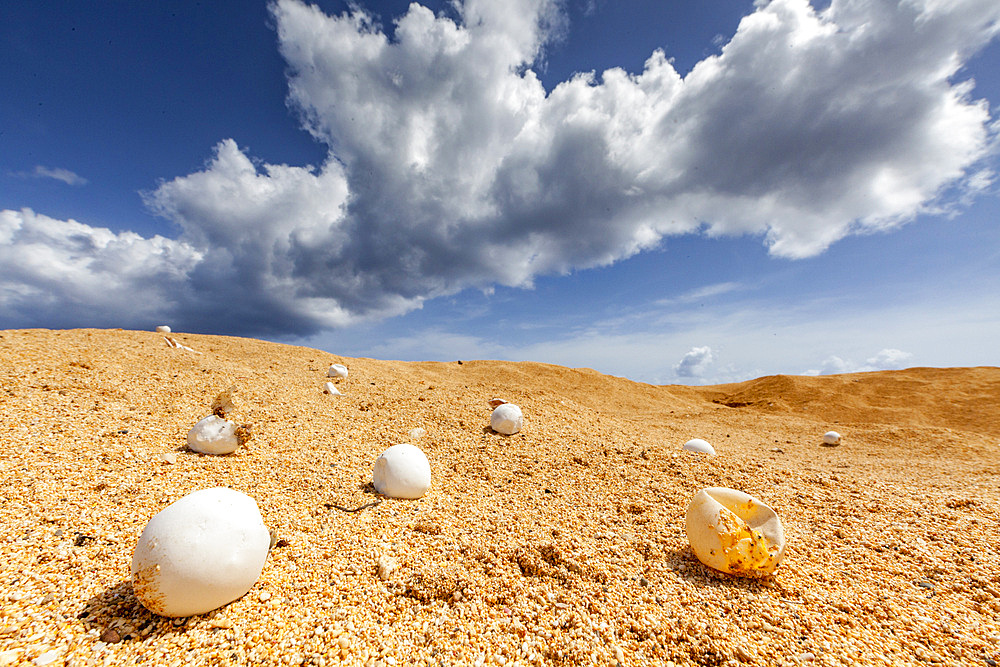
[0,329,998,666]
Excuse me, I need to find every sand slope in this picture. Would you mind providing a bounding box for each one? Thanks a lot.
[0,329,998,666]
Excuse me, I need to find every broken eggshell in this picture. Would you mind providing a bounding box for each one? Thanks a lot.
[187,415,239,455]
[372,443,431,499]
[324,382,342,396]
[683,438,716,456]
[685,487,785,576]
[328,363,349,379]
[130,487,270,617]
[490,403,523,435]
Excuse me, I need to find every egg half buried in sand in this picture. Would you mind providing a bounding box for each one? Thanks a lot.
[372,443,431,499]
[131,487,270,617]
[490,403,523,435]
[187,415,239,455]
[683,438,716,456]
[823,430,842,445]
[685,487,785,576]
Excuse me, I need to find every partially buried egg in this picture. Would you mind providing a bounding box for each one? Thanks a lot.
[130,487,270,617]
[683,438,716,456]
[187,415,239,455]
[685,487,785,576]
[372,443,431,499]
[490,403,523,435]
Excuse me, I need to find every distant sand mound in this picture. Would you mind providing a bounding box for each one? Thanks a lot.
[699,367,1000,437]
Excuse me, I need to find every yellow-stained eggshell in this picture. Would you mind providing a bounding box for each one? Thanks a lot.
[685,487,785,576]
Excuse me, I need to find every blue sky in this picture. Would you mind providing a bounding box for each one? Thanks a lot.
[2,0,998,384]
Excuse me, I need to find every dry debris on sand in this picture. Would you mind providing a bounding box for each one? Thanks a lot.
[1,328,999,667]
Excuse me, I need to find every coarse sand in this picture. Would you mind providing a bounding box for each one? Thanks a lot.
[1,328,998,667]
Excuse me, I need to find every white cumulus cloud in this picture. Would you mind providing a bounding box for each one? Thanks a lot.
[0,209,201,329]
[674,345,715,378]
[1,0,998,335]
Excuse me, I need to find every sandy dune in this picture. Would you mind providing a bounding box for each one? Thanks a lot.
[1,329,998,666]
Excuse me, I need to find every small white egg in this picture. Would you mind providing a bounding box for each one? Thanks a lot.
[823,431,841,446]
[328,364,349,379]
[372,443,431,499]
[155,325,172,333]
[685,487,785,576]
[130,487,270,617]
[490,403,523,435]
[187,415,239,455]
[683,438,716,456]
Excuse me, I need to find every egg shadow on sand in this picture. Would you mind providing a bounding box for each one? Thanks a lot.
[661,546,790,595]
[78,579,231,643]
[482,426,523,438]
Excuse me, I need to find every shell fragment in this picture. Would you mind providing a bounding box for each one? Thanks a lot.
[324,382,342,396]
[685,487,785,576]
[683,438,716,456]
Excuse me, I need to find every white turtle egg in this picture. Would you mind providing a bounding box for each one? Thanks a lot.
[187,415,239,455]
[683,438,716,456]
[328,363,349,379]
[686,487,785,576]
[155,325,171,333]
[823,431,842,445]
[372,443,431,499]
[490,403,523,435]
[130,487,270,617]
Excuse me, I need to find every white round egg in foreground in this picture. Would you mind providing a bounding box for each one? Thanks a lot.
[683,438,716,456]
[131,487,270,617]
[685,487,785,577]
[187,415,239,455]
[372,443,431,499]
[490,403,523,435]
[328,363,349,379]
[823,430,842,445]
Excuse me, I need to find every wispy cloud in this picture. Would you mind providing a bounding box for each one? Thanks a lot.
[803,348,914,376]
[657,281,744,306]
[11,166,89,186]
[1,0,998,335]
